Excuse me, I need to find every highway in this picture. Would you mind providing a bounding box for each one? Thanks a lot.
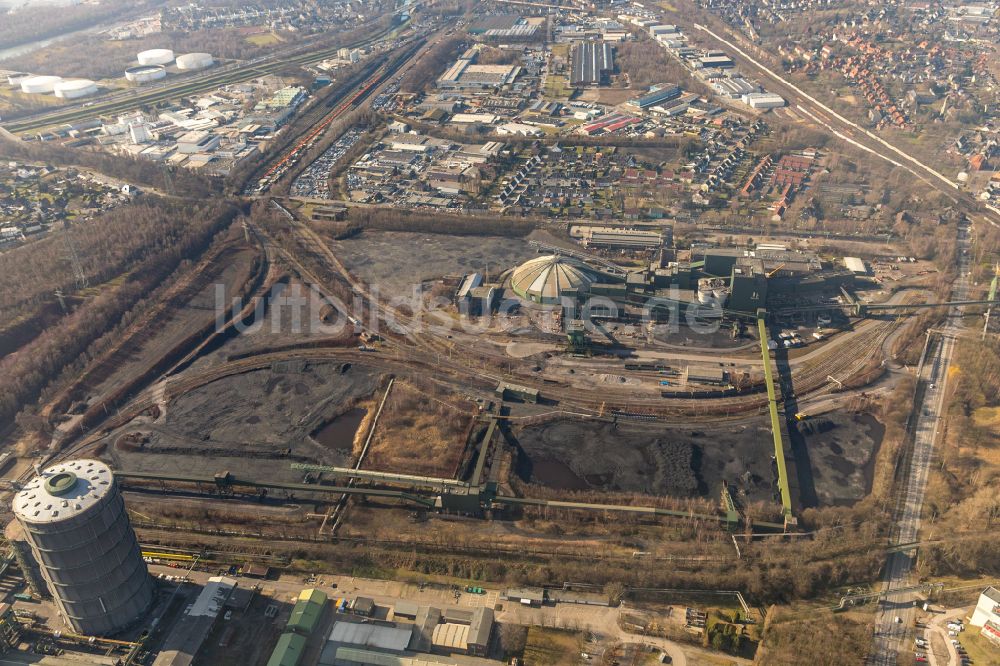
[869,220,972,665]
[0,18,406,134]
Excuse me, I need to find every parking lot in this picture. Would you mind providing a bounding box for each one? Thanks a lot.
[291,126,367,199]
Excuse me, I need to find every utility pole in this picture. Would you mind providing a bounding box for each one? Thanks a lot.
[62,233,88,289]
[161,164,175,196]
[53,289,66,313]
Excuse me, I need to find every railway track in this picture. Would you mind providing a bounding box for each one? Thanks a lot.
[131,522,734,567]
[37,217,911,475]
[1,21,408,134]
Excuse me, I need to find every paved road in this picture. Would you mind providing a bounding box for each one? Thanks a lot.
[869,221,972,665]
[925,605,972,666]
[148,565,729,665]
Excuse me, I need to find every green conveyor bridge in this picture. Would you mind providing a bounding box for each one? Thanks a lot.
[757,310,794,521]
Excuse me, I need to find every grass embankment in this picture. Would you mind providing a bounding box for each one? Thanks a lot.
[362,379,477,478]
[523,628,583,666]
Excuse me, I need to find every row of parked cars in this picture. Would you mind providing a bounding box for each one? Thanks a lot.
[914,619,972,664]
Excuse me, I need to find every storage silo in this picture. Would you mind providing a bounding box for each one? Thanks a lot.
[53,79,98,99]
[20,75,62,94]
[125,65,167,83]
[136,48,174,66]
[12,460,154,636]
[175,52,214,71]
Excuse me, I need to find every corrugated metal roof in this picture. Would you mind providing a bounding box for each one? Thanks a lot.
[298,588,328,604]
[266,632,306,666]
[287,597,325,636]
[843,257,867,273]
[393,600,419,617]
[431,622,469,649]
[190,577,236,617]
[329,621,412,652]
[468,607,493,647]
[331,647,457,666]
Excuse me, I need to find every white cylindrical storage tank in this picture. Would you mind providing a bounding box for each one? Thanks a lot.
[20,75,63,94]
[175,52,214,71]
[12,460,154,636]
[136,48,174,66]
[125,65,167,83]
[54,79,98,99]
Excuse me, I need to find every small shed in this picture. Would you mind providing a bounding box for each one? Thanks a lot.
[503,587,545,606]
[352,597,375,617]
[684,366,726,385]
[496,382,539,404]
[843,256,869,275]
[393,601,419,619]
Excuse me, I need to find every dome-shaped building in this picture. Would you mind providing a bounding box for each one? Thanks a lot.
[509,255,596,305]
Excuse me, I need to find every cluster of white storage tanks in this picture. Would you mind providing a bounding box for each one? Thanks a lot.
[11,74,98,99]
[125,50,213,83]
[54,79,98,99]
[8,47,214,99]
[20,75,63,94]
[175,52,214,70]
[125,65,167,83]
[136,48,174,66]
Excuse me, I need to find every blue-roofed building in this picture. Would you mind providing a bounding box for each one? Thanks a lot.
[634,84,682,109]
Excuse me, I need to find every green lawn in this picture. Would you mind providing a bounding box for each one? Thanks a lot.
[544,74,572,100]
[246,32,283,46]
[957,629,998,666]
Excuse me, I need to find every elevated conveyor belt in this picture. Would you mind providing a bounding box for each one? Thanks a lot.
[289,463,468,490]
[758,310,793,519]
[114,471,436,508]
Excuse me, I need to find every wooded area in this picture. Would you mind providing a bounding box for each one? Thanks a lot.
[0,0,153,51]
[616,39,711,95]
[756,610,872,665]
[0,137,218,197]
[0,198,240,429]
[400,36,465,94]
[916,337,1000,577]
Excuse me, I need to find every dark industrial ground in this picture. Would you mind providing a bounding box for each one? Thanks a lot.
[330,230,539,295]
[511,419,769,500]
[510,412,883,507]
[797,412,885,506]
[101,354,884,507]
[104,362,382,485]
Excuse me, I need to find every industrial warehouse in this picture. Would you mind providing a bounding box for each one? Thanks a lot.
[457,241,852,317]
[570,41,615,87]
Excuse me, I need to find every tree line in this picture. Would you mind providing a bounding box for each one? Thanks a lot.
[0,137,218,198]
[0,1,154,51]
[0,198,241,429]
[400,36,465,94]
